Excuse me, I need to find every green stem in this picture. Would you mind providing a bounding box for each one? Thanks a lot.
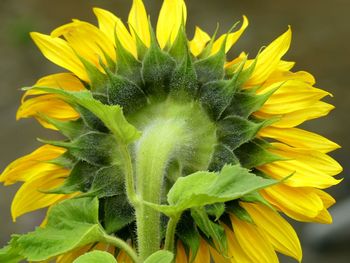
[164,215,181,252]
[102,234,140,263]
[135,119,188,261]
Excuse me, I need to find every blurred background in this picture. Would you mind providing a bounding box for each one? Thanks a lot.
[0,0,349,262]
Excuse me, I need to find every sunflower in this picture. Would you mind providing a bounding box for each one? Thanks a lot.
[0,0,342,262]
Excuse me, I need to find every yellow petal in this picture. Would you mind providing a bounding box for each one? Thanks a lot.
[223,226,252,263]
[314,189,336,208]
[157,0,187,49]
[193,239,210,263]
[57,245,92,263]
[246,27,292,86]
[263,70,315,87]
[30,32,88,82]
[259,126,341,153]
[189,26,211,57]
[17,94,79,128]
[262,184,325,221]
[93,7,137,57]
[254,101,335,128]
[269,143,343,176]
[258,161,341,189]
[277,60,295,71]
[11,168,73,221]
[0,145,65,185]
[241,202,302,261]
[211,16,249,55]
[117,250,133,263]
[175,241,188,263]
[22,73,85,102]
[128,0,150,47]
[51,20,116,66]
[230,215,279,263]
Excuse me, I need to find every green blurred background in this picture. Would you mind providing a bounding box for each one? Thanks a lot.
[0,0,349,262]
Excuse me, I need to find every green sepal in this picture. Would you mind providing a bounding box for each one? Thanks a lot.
[208,143,239,171]
[46,161,98,194]
[176,212,200,263]
[191,207,227,254]
[83,165,124,198]
[141,22,176,97]
[225,87,278,118]
[76,105,108,132]
[199,77,239,120]
[226,201,254,223]
[73,251,117,263]
[169,50,198,98]
[168,24,188,62]
[40,131,121,166]
[194,44,225,84]
[198,24,219,59]
[144,251,174,263]
[217,115,270,150]
[205,203,225,221]
[240,191,275,210]
[48,152,76,169]
[106,74,147,114]
[78,55,107,92]
[0,236,24,263]
[102,195,134,234]
[114,32,143,86]
[234,139,284,169]
[41,117,87,140]
[30,88,141,145]
[10,197,105,261]
[129,24,148,60]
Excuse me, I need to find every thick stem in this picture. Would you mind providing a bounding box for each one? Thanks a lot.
[102,234,140,263]
[135,120,188,261]
[164,215,181,252]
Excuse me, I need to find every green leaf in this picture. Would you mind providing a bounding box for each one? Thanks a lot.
[205,203,225,221]
[144,250,174,263]
[240,191,275,210]
[12,197,105,261]
[42,131,121,166]
[42,117,87,140]
[31,88,141,145]
[73,251,117,263]
[145,164,277,216]
[0,236,24,263]
[191,207,227,253]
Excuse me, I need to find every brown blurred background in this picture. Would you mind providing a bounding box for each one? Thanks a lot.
[0,0,349,262]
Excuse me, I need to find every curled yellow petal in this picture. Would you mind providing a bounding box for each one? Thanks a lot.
[51,20,116,67]
[30,32,88,82]
[246,27,292,86]
[11,168,72,221]
[211,16,249,55]
[0,145,65,185]
[189,26,211,57]
[128,0,150,47]
[259,126,341,153]
[262,184,325,221]
[230,215,279,263]
[157,0,187,49]
[241,202,302,262]
[93,7,137,57]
